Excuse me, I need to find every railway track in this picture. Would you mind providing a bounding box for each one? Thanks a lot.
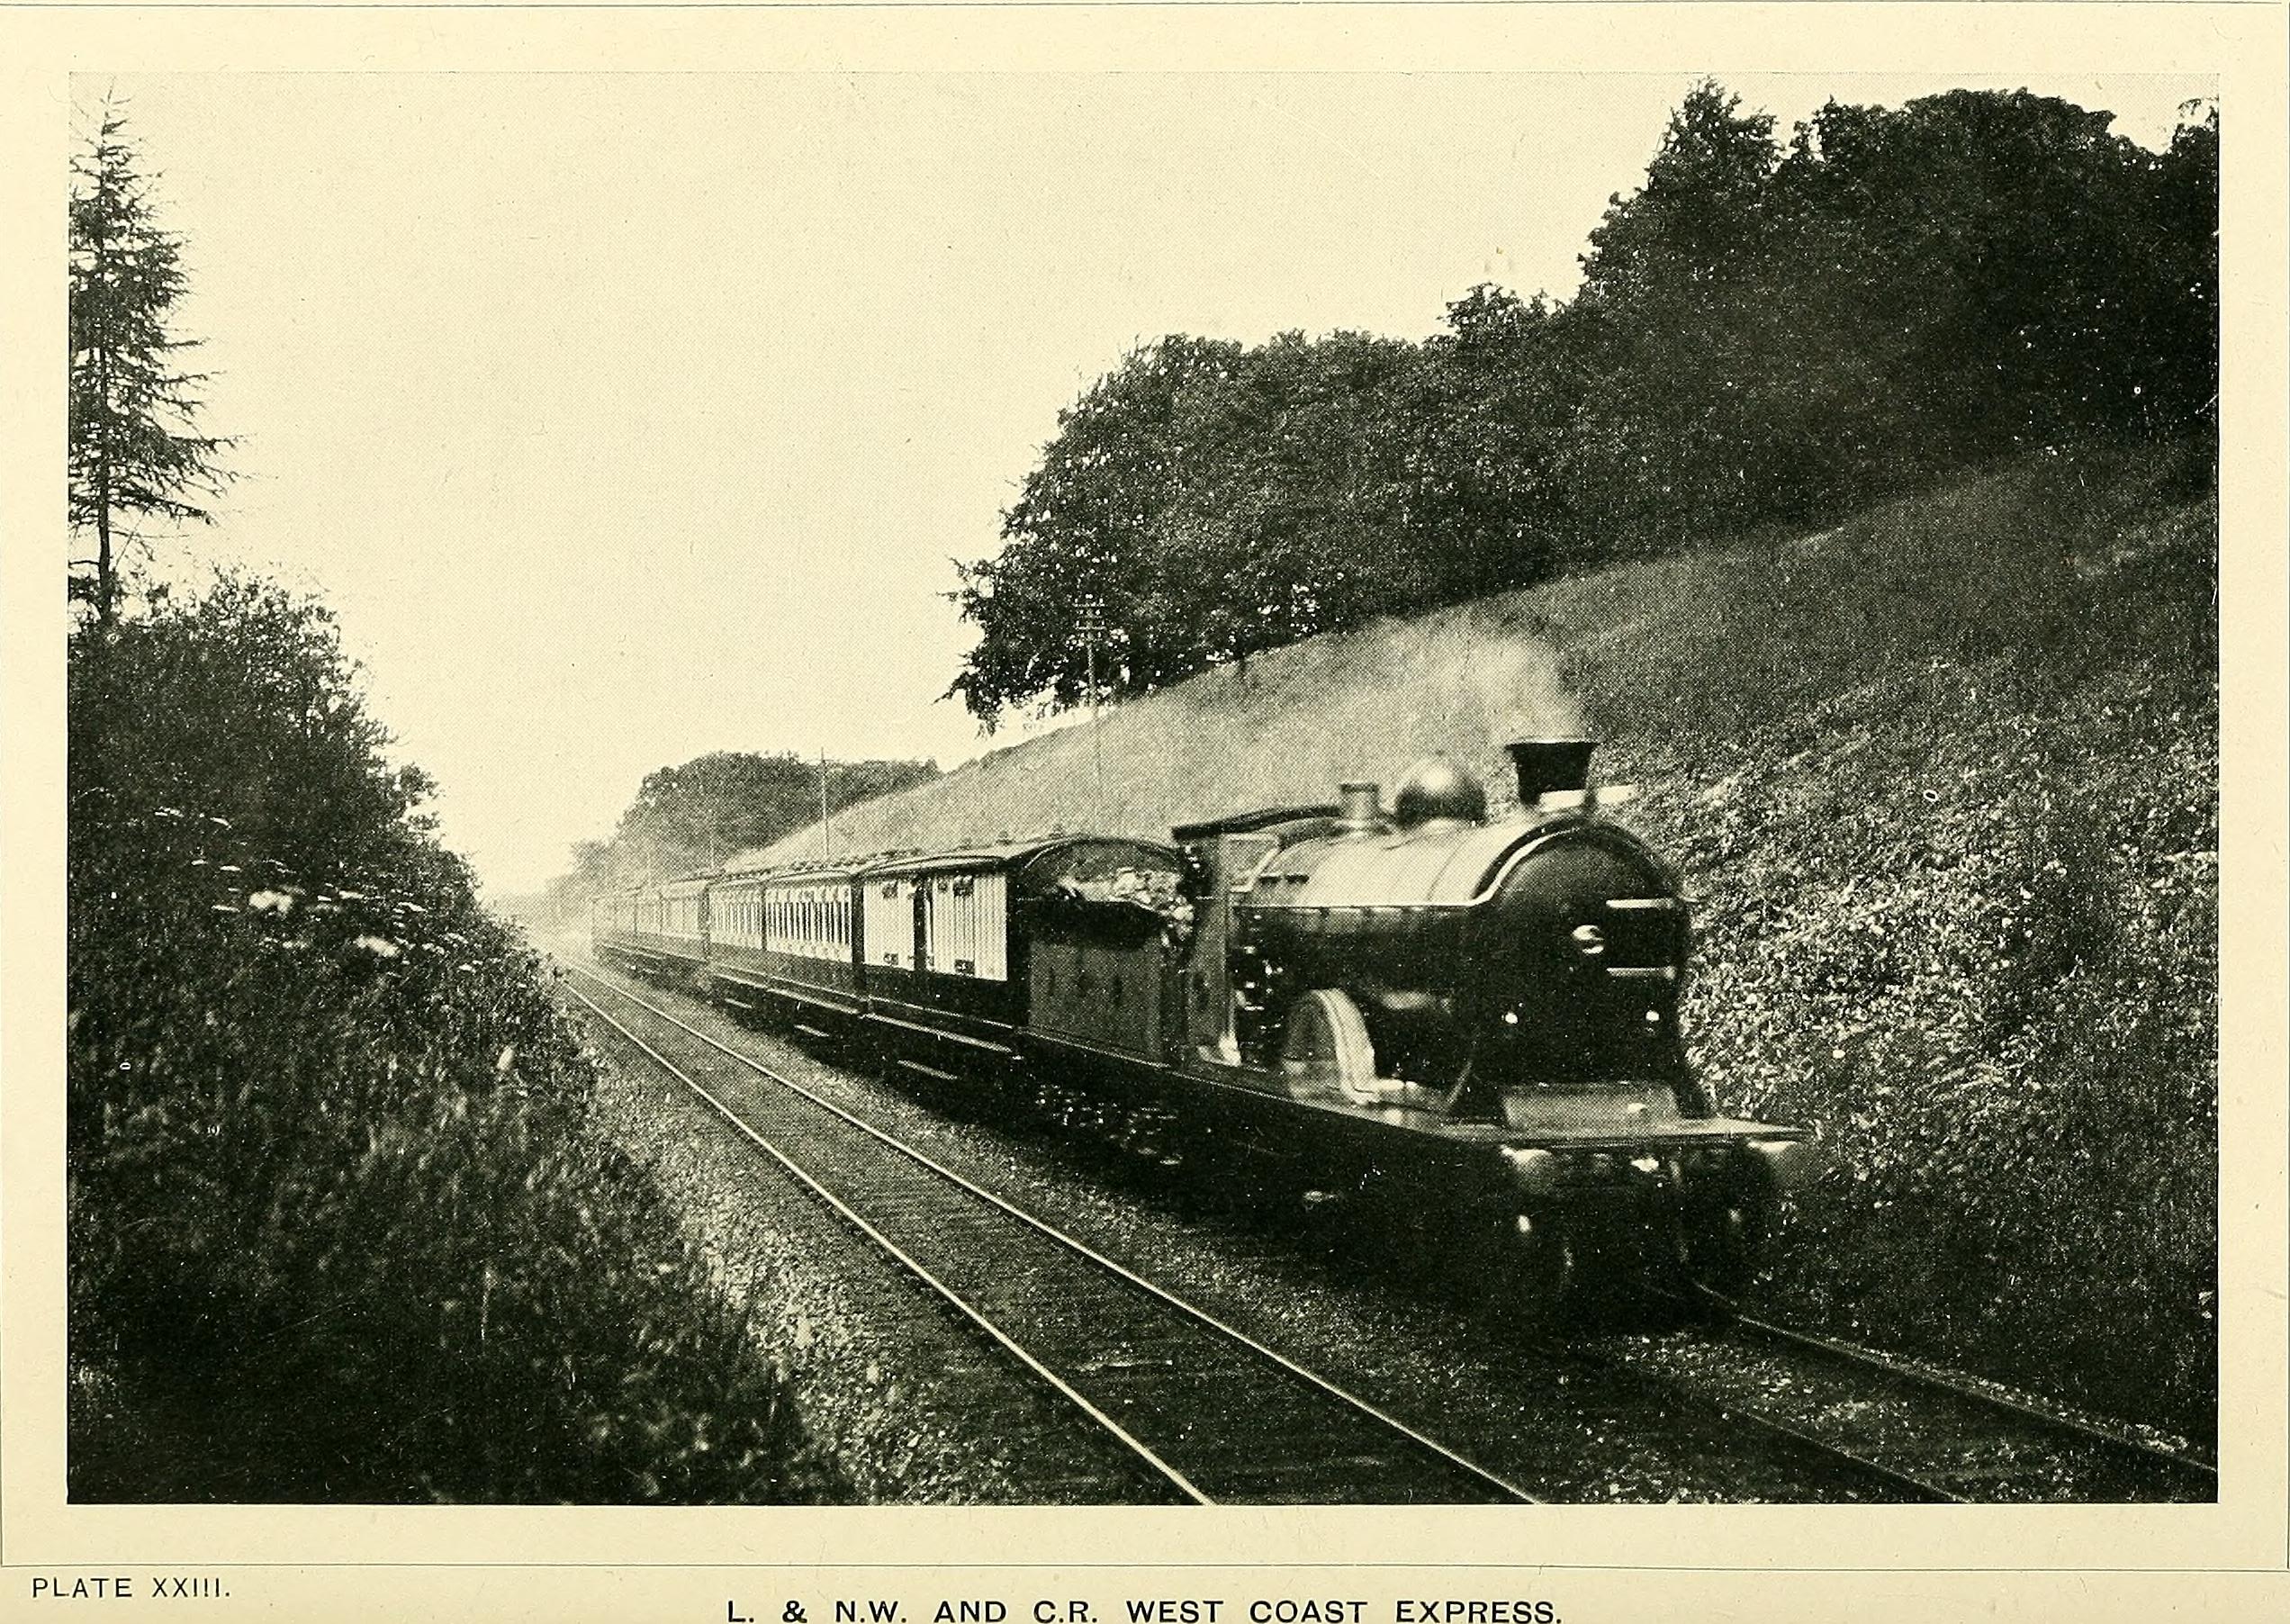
[563,954,2204,1505]
[1630,1289,2219,1502]
[563,962,1542,1505]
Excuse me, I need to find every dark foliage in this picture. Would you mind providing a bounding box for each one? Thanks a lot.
[613,750,942,873]
[951,84,2219,721]
[69,577,846,1502]
[545,750,942,922]
[1591,443,2219,1433]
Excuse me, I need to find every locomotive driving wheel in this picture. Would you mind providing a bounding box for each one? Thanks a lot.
[1280,988,1380,1104]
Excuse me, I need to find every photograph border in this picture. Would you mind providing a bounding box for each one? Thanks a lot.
[4,3,2284,1618]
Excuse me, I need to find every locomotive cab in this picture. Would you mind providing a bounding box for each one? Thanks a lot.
[1168,802,1343,1067]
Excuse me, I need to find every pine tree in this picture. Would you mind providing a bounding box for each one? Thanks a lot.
[68,104,231,627]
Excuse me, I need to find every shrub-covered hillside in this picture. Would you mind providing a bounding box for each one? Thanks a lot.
[1573,442,2217,1437]
[752,440,2217,1437]
[69,576,848,1502]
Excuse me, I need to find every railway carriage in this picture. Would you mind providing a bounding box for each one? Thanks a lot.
[655,875,711,967]
[591,873,709,976]
[707,863,865,1017]
[590,887,645,962]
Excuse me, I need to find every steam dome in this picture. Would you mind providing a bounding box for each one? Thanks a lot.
[1392,757,1487,827]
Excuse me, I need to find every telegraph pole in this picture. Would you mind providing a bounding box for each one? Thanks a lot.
[818,749,833,862]
[1077,595,1107,827]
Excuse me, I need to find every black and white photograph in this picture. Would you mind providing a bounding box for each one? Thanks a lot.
[5,2,2286,1619]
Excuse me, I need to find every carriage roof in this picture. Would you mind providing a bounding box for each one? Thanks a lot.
[854,834,1182,885]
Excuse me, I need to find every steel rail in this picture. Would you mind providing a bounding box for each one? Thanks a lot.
[1525,1325,1967,1505]
[563,979,1211,1504]
[1693,1285,2218,1493]
[565,961,1545,1505]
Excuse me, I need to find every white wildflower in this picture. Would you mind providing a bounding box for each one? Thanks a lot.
[353,934,401,959]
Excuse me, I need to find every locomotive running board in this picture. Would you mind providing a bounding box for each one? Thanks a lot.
[894,1057,963,1083]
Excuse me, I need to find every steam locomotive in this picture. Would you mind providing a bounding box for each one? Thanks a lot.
[592,739,1806,1299]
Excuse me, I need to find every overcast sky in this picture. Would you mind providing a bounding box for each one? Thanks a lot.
[90,71,2208,893]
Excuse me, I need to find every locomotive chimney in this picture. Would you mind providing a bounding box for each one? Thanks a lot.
[1337,781,1382,827]
[1507,737,1598,807]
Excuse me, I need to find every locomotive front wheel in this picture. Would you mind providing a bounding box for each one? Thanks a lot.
[1680,1197,1765,1295]
[1280,988,1380,1104]
[1504,1212,1577,1322]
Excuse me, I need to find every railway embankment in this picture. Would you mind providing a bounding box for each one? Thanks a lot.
[67,576,848,1502]
[753,438,2219,1439]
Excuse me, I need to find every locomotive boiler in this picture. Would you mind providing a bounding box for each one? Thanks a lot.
[1192,740,1691,1103]
[1169,739,1799,1289]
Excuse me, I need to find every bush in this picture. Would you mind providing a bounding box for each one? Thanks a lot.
[1596,443,2218,1434]
[69,575,845,1502]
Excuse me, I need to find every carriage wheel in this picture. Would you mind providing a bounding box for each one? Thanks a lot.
[1279,988,1380,1103]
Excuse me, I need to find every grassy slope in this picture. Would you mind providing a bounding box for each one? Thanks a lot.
[755,441,2218,1436]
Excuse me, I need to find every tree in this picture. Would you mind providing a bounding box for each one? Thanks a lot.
[1729,88,2214,506]
[70,572,433,878]
[1566,82,1789,547]
[949,337,1248,723]
[600,750,940,883]
[69,104,232,627]
[949,330,1436,723]
[1576,81,1781,311]
[1409,285,1582,594]
[2144,100,2220,434]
